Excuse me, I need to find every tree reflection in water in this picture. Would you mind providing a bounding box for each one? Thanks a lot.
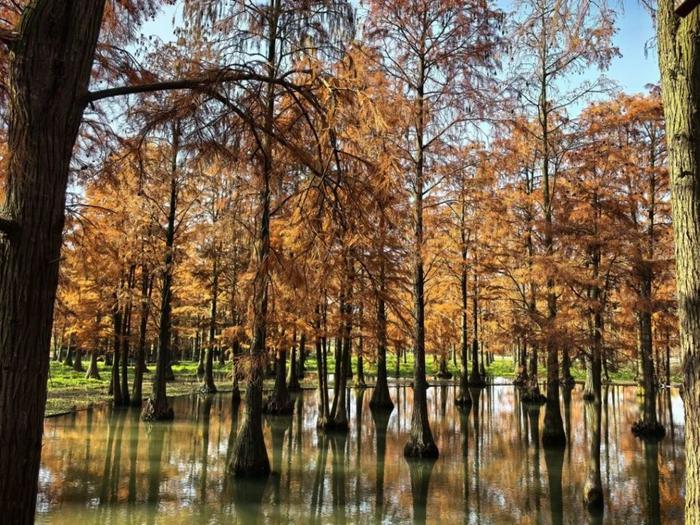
[36,383,684,524]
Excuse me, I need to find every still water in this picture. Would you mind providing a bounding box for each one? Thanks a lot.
[36,383,684,524]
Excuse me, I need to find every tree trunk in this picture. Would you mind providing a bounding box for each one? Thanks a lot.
[468,271,485,387]
[132,269,152,406]
[73,347,84,373]
[231,339,241,403]
[142,121,180,422]
[229,0,281,477]
[0,2,108,521]
[120,264,135,406]
[287,331,301,392]
[111,292,125,406]
[404,71,438,459]
[561,347,574,388]
[323,261,353,432]
[264,347,292,414]
[316,304,330,425]
[456,252,471,406]
[85,351,101,380]
[298,332,306,378]
[64,340,74,368]
[632,305,665,439]
[201,254,219,394]
[369,223,393,411]
[583,275,604,512]
[355,303,366,388]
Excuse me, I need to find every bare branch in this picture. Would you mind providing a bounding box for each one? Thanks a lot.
[83,69,313,105]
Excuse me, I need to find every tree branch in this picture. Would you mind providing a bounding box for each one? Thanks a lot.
[0,216,20,240]
[83,69,313,105]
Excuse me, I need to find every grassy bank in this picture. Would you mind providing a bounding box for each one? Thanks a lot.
[45,353,680,417]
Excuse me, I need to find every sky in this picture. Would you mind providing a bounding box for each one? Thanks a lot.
[141,0,660,96]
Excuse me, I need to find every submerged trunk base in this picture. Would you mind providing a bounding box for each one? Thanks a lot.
[262,395,293,415]
[319,418,350,434]
[455,373,472,407]
[369,380,394,411]
[467,372,486,388]
[141,398,174,422]
[228,422,271,478]
[403,439,439,459]
[522,391,546,405]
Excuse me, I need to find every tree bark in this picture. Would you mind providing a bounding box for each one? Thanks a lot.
[0,1,108,521]
[657,3,700,518]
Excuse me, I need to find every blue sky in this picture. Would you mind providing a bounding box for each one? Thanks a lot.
[141,0,659,95]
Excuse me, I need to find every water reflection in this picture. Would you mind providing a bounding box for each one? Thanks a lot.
[37,384,685,524]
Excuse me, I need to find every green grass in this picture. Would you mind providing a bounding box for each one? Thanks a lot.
[46,360,206,416]
[45,351,680,417]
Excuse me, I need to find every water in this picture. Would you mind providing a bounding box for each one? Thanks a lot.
[36,383,685,524]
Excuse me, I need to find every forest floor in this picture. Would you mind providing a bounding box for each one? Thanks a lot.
[45,353,681,417]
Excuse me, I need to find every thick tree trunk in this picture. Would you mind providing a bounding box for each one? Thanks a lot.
[542,336,566,447]
[64,341,74,368]
[633,305,665,439]
[0,2,107,521]
[561,347,574,388]
[73,348,84,373]
[323,263,353,432]
[369,230,393,411]
[120,265,135,406]
[142,121,180,422]
[437,353,452,379]
[264,348,292,414]
[85,351,101,380]
[657,5,700,518]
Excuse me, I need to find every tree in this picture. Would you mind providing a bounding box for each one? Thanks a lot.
[508,0,617,448]
[367,0,501,459]
[656,1,700,519]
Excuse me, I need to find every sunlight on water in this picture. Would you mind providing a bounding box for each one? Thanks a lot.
[35,383,684,524]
